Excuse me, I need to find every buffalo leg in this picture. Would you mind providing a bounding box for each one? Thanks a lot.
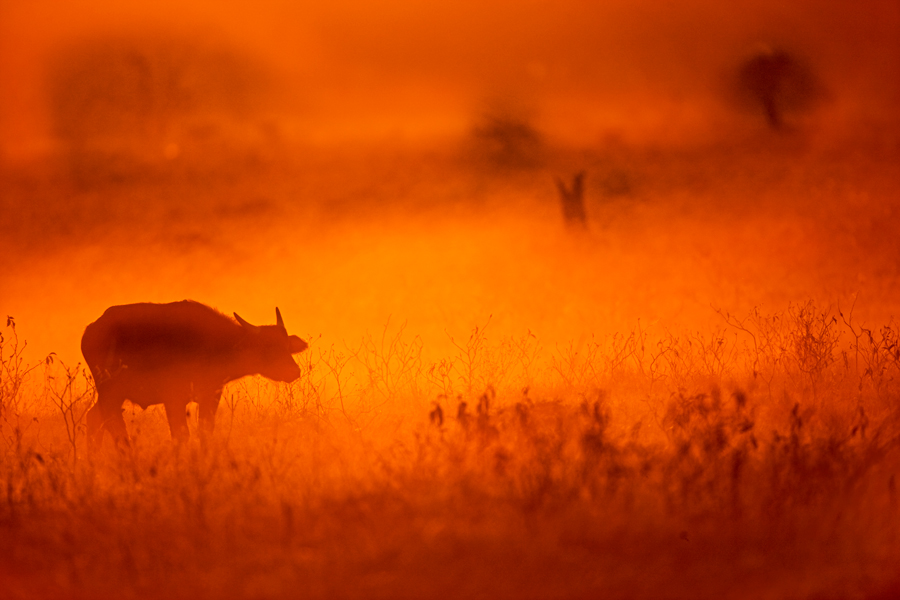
[198,390,222,436]
[86,402,106,451]
[103,403,129,445]
[164,402,190,443]
[89,390,130,451]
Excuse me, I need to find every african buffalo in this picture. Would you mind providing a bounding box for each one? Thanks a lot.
[82,300,308,447]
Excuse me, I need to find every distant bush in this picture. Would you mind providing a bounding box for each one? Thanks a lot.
[46,33,278,186]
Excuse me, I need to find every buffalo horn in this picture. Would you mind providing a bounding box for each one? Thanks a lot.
[234,313,259,332]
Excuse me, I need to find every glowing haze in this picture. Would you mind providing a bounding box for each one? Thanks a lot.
[1,0,898,363]
[2,3,900,599]
[2,0,898,154]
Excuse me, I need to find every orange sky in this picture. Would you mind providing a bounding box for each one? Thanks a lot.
[2,0,898,159]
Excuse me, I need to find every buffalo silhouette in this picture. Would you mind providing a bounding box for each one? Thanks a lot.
[81,300,308,447]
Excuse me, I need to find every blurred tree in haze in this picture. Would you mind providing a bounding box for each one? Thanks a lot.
[734,46,827,131]
[470,107,546,171]
[47,33,277,185]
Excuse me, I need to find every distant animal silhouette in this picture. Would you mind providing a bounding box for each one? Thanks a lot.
[81,300,308,447]
[556,171,587,228]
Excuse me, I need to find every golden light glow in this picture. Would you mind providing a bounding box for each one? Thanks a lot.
[1,1,899,599]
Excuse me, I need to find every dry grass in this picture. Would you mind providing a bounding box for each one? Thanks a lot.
[2,301,899,600]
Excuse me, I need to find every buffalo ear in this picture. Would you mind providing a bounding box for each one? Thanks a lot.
[275,307,286,331]
[289,335,308,354]
[234,313,259,332]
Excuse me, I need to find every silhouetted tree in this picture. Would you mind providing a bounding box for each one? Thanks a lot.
[736,48,825,131]
[471,111,545,170]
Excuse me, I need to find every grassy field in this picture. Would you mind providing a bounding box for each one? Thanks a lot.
[3,297,900,599]
[2,131,900,599]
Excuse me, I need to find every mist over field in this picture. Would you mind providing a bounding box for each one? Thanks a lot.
[1,2,900,599]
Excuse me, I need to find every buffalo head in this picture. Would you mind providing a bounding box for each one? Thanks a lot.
[234,307,308,382]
